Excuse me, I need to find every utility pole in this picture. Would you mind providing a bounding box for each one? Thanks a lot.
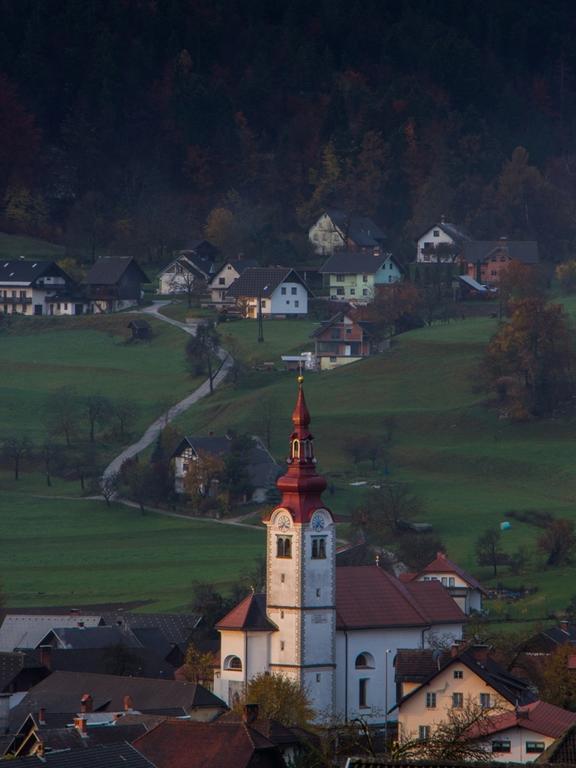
[257,285,267,343]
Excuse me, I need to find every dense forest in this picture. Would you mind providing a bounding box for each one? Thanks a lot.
[2,0,576,265]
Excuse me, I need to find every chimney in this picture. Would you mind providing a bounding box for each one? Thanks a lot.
[437,551,446,559]
[38,707,46,726]
[0,694,9,735]
[80,693,93,713]
[450,641,463,658]
[39,645,52,670]
[470,644,490,665]
[74,716,88,737]
[243,703,259,724]
[123,695,134,711]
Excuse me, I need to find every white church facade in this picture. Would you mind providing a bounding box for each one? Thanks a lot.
[213,380,466,723]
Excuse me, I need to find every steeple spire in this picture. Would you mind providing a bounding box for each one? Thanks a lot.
[273,376,328,523]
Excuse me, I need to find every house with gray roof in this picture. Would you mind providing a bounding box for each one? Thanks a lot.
[208,258,258,306]
[416,219,472,263]
[309,209,387,255]
[319,250,402,303]
[226,266,312,318]
[0,260,81,317]
[83,257,149,312]
[0,615,104,653]
[171,435,280,502]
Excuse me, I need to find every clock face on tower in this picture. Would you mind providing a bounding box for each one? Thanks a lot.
[276,513,291,531]
[310,511,326,532]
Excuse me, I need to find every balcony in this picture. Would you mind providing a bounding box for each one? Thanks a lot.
[0,296,32,305]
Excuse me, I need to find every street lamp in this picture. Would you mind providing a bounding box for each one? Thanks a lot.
[384,648,391,744]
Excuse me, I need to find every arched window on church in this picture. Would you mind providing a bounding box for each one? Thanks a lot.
[311,537,326,559]
[303,440,313,459]
[224,655,243,671]
[292,439,300,459]
[277,536,292,558]
[355,652,375,669]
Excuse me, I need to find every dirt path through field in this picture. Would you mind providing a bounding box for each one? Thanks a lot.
[102,301,232,481]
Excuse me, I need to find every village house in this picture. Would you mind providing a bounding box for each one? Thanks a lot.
[399,552,488,615]
[208,258,258,306]
[319,251,402,303]
[171,435,280,502]
[212,381,467,724]
[158,244,217,296]
[393,644,547,755]
[0,260,80,316]
[416,220,472,263]
[310,311,380,370]
[226,266,312,318]
[464,239,540,286]
[83,257,150,312]
[309,209,387,255]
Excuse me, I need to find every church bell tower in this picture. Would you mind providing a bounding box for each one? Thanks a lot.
[264,376,336,719]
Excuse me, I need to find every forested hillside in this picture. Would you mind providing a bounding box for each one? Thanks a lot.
[2,0,576,264]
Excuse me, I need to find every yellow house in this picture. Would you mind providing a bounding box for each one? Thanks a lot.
[395,645,535,744]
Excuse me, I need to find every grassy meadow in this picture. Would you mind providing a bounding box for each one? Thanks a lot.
[173,314,576,622]
[0,233,65,260]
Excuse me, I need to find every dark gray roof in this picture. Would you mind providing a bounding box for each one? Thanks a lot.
[84,258,149,286]
[101,613,202,646]
[325,209,386,247]
[42,626,142,650]
[0,615,104,652]
[0,651,26,690]
[4,743,156,767]
[319,250,396,275]
[0,260,68,285]
[23,646,176,678]
[310,311,377,339]
[172,437,280,490]
[417,221,472,244]
[463,240,539,264]
[161,253,215,280]
[10,671,226,726]
[210,259,258,284]
[226,267,311,298]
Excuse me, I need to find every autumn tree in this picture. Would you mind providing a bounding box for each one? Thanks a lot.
[234,672,315,728]
[475,528,506,577]
[367,283,423,338]
[540,644,576,710]
[556,261,576,294]
[219,435,254,510]
[2,435,32,480]
[83,394,112,443]
[498,261,544,309]
[485,298,576,418]
[181,643,214,685]
[183,449,225,511]
[537,518,576,567]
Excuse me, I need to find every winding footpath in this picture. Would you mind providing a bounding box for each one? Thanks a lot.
[102,301,233,482]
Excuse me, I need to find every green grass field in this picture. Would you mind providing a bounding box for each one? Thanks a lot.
[0,233,65,260]
[0,491,263,611]
[0,314,198,443]
[219,318,317,365]
[173,313,576,621]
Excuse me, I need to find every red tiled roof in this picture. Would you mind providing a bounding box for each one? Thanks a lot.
[133,720,284,768]
[468,700,576,740]
[395,649,443,681]
[398,572,416,583]
[216,593,277,632]
[420,552,487,594]
[335,566,466,629]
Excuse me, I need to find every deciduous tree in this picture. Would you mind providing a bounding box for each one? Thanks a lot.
[475,528,505,577]
[181,643,214,685]
[234,672,315,728]
[537,518,576,567]
[2,435,32,480]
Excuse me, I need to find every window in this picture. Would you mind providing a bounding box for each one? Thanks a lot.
[350,288,355,295]
[316,588,320,597]
[64,303,68,310]
[388,276,393,283]
[286,300,290,305]
[19,290,25,299]
[336,288,345,296]
[280,641,285,650]
[359,678,368,708]
[260,299,267,308]
[479,693,491,709]
[224,655,242,671]
[336,274,345,282]
[452,692,463,708]
[453,670,463,679]
[281,286,287,295]
[331,329,340,339]
[362,275,368,283]
[345,328,352,335]
[329,356,337,362]
[426,692,436,708]
[276,537,292,558]
[291,286,297,295]
[362,289,368,296]
[312,537,326,559]
[526,742,545,754]
[316,673,321,683]
[294,300,299,307]
[218,277,226,285]
[280,610,284,619]
[281,573,285,583]
[433,229,440,237]
[491,741,511,754]
[419,725,430,741]
[355,652,375,669]
[491,270,497,277]
[448,577,455,587]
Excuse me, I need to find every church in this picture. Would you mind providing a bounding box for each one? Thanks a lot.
[213,378,466,723]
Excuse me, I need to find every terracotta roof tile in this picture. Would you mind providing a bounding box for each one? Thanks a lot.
[421,552,487,594]
[469,700,576,740]
[335,566,465,629]
[216,593,277,632]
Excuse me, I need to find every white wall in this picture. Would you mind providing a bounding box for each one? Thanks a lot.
[478,727,553,763]
[416,226,456,263]
[309,213,345,255]
[269,282,308,315]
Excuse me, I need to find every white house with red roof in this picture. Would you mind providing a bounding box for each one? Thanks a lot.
[401,551,487,615]
[213,380,466,724]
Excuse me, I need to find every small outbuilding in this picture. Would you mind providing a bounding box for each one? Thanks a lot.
[127,319,152,341]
